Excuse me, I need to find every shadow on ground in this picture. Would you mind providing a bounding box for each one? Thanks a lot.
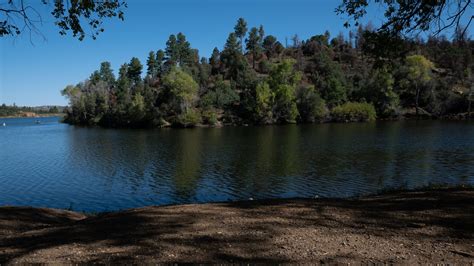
[0,188,473,263]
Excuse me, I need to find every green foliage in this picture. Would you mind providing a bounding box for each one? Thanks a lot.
[331,102,377,122]
[127,57,143,84]
[1,0,126,40]
[268,59,301,123]
[398,55,435,114]
[405,55,434,83]
[296,85,328,122]
[308,52,347,107]
[200,77,238,109]
[62,20,473,128]
[246,27,263,69]
[175,108,202,127]
[146,51,157,77]
[0,104,63,117]
[202,108,219,126]
[360,68,400,117]
[337,1,471,36]
[234,18,248,52]
[254,81,274,123]
[162,67,199,115]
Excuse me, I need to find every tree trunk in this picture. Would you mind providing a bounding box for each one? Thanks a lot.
[415,82,420,118]
[252,52,256,70]
[469,85,473,119]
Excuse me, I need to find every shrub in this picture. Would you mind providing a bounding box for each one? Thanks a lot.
[174,109,202,127]
[202,108,219,126]
[331,102,376,122]
[296,85,328,122]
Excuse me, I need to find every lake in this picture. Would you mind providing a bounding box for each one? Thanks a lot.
[0,117,473,212]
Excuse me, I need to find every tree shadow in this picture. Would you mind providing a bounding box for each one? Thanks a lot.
[0,188,472,263]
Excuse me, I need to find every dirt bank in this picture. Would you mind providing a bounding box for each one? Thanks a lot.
[1,188,473,264]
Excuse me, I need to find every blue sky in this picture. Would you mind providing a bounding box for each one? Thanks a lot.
[0,0,467,106]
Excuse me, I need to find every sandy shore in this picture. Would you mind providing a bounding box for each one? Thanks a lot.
[1,188,473,263]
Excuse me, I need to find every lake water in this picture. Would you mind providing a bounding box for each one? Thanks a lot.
[1,117,473,212]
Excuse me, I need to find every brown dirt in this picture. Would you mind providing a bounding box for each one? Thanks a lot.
[1,188,473,264]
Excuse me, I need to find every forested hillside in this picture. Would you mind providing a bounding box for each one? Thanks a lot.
[0,104,63,117]
[61,19,474,128]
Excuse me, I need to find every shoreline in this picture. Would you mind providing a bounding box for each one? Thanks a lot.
[0,113,64,119]
[63,114,474,129]
[1,187,473,263]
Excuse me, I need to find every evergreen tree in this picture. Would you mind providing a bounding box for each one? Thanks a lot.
[246,27,262,69]
[155,49,166,76]
[209,47,221,75]
[99,62,115,85]
[234,18,248,53]
[127,57,143,85]
[177,32,192,66]
[146,51,157,77]
[165,34,179,65]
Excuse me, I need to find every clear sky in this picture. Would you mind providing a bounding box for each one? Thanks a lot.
[0,0,410,106]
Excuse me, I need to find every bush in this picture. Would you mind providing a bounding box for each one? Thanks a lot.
[331,102,376,122]
[174,109,202,127]
[296,85,328,122]
[202,108,219,126]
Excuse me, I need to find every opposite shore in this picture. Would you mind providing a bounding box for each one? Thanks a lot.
[1,187,473,263]
[0,113,64,119]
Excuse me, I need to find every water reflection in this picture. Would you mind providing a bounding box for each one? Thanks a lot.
[0,118,473,211]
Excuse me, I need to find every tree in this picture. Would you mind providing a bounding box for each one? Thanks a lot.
[176,32,192,66]
[162,67,199,115]
[296,85,328,122]
[127,57,143,85]
[465,67,473,117]
[337,0,473,36]
[246,27,262,69]
[200,76,238,109]
[155,50,165,77]
[258,25,265,45]
[146,51,157,77]
[99,62,115,86]
[165,33,193,67]
[308,51,347,107]
[362,68,400,117]
[60,18,474,128]
[165,34,179,66]
[267,59,301,123]
[402,55,435,116]
[1,0,126,40]
[209,48,221,75]
[221,32,248,81]
[234,18,247,53]
[254,81,274,123]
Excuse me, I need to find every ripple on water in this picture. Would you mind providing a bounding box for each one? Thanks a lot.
[1,120,473,211]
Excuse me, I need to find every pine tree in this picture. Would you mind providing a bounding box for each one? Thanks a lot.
[155,49,165,76]
[127,57,143,84]
[177,32,192,66]
[165,34,179,65]
[146,51,157,77]
[209,47,221,75]
[246,27,262,69]
[234,18,248,53]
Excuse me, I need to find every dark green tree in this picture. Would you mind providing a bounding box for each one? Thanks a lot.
[127,57,143,85]
[234,18,248,53]
[1,0,126,40]
[99,62,115,85]
[165,34,179,66]
[246,27,263,69]
[146,51,157,77]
